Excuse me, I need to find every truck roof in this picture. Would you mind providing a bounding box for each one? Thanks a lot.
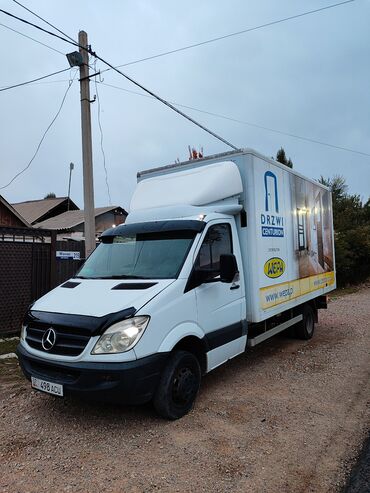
[137,148,330,192]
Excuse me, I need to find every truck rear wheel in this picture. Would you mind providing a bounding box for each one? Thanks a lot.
[153,350,201,420]
[295,304,315,340]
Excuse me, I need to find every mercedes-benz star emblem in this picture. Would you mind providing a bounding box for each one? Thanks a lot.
[42,328,56,351]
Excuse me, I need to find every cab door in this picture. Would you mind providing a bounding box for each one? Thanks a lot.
[192,221,246,371]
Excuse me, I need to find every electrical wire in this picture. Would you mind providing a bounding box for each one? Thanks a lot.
[100,0,356,72]
[30,79,74,85]
[0,8,239,149]
[0,67,71,92]
[0,70,78,190]
[93,70,112,205]
[0,21,64,55]
[0,8,79,47]
[0,1,358,151]
[99,81,370,158]
[95,58,239,150]
[1,1,356,71]
[12,0,77,44]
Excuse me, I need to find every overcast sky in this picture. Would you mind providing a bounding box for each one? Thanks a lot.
[0,0,369,211]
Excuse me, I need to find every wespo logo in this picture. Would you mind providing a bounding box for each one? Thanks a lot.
[261,171,284,238]
[264,257,285,278]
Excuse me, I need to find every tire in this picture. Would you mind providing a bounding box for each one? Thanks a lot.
[294,303,315,340]
[153,350,201,420]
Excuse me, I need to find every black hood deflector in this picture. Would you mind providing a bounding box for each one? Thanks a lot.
[24,307,136,337]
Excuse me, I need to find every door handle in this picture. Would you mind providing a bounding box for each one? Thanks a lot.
[230,284,240,290]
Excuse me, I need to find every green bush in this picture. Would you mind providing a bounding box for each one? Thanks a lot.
[319,176,370,287]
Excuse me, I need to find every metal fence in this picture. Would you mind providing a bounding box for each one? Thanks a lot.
[0,227,85,335]
[55,240,85,284]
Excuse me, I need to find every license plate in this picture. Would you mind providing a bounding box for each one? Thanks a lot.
[31,377,63,397]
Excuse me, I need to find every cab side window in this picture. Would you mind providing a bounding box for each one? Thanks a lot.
[197,224,232,273]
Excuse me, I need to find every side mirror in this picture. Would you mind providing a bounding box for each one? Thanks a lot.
[220,254,238,283]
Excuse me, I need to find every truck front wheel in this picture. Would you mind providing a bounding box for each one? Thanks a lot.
[153,350,201,420]
[295,304,315,340]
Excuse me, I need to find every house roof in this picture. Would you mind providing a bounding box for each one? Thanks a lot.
[35,206,127,231]
[12,197,79,224]
[0,195,31,227]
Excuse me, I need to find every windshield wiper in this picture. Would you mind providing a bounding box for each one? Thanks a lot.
[109,274,149,279]
[74,274,150,280]
[84,274,150,280]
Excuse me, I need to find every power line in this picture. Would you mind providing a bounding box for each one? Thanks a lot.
[100,0,356,72]
[0,71,77,190]
[93,58,239,150]
[99,81,370,158]
[12,0,77,44]
[0,67,71,92]
[0,8,239,149]
[0,2,359,152]
[30,79,74,85]
[1,0,356,73]
[0,8,79,48]
[0,21,64,55]
[93,72,112,204]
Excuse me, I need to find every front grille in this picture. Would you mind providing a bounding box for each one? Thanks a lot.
[29,360,80,383]
[26,324,91,356]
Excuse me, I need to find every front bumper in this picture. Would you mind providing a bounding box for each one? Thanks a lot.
[17,344,169,405]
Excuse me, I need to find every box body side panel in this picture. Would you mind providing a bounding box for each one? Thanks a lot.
[244,155,336,322]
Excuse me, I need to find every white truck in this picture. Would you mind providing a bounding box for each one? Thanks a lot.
[17,149,336,419]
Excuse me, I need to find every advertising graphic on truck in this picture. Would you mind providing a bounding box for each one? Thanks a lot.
[17,148,336,419]
[256,166,335,310]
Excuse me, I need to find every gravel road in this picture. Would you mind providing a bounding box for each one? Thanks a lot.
[1,287,369,493]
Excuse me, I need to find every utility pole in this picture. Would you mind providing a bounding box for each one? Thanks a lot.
[78,30,96,258]
[67,162,74,211]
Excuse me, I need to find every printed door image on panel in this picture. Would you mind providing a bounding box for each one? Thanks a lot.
[314,192,324,269]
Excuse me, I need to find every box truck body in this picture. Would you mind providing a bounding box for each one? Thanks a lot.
[132,148,335,322]
[17,149,336,419]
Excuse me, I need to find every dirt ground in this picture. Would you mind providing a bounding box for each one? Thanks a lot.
[1,287,369,493]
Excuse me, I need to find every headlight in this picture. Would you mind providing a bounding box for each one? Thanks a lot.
[91,316,150,354]
[20,325,27,341]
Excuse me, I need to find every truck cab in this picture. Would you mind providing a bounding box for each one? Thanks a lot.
[18,213,246,419]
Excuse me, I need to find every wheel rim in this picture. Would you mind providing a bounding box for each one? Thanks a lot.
[306,312,314,335]
[172,366,198,406]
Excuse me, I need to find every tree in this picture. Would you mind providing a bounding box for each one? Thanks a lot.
[276,147,293,168]
[319,175,370,286]
[363,198,370,222]
[44,192,56,199]
[319,175,347,202]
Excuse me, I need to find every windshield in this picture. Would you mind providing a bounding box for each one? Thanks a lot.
[76,230,196,280]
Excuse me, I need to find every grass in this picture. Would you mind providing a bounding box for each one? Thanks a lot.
[0,358,21,380]
[330,281,369,300]
[0,338,22,383]
[0,337,19,355]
